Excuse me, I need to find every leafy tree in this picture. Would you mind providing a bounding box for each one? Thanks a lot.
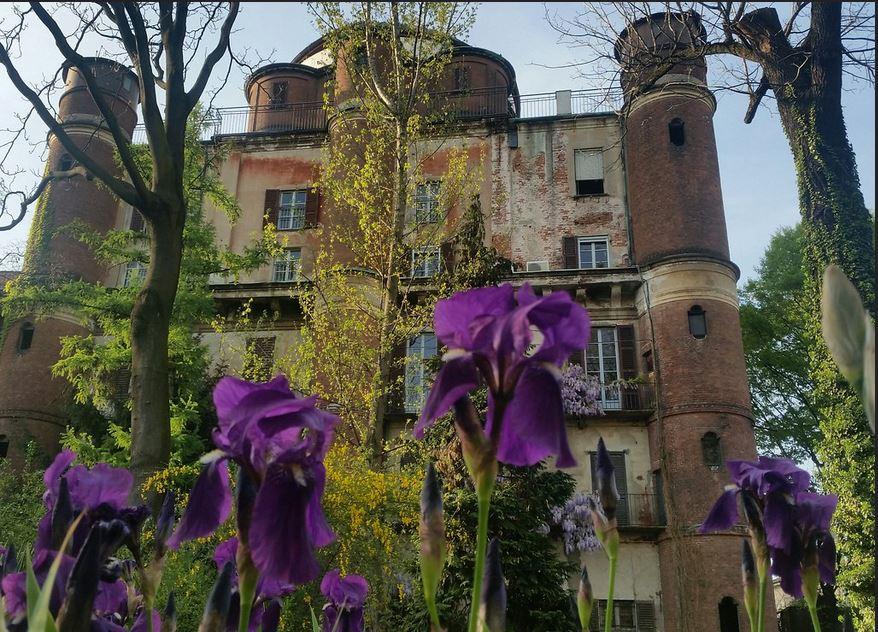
[740,225,823,466]
[0,3,248,487]
[2,113,271,470]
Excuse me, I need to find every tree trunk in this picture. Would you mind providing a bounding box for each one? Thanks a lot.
[129,198,185,495]
[767,3,876,620]
[367,123,409,463]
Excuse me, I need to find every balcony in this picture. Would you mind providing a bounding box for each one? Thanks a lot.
[130,87,622,143]
[619,493,666,529]
[600,381,655,413]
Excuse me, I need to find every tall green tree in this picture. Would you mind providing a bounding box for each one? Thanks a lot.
[0,3,244,487]
[740,225,823,467]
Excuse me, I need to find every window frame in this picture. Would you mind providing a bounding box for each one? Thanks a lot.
[276,190,308,231]
[268,80,288,109]
[123,261,147,287]
[573,148,605,196]
[414,181,443,224]
[585,326,621,409]
[18,322,34,353]
[411,245,441,278]
[577,236,610,269]
[272,248,301,283]
[404,332,438,413]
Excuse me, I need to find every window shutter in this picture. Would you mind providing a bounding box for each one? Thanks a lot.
[591,451,630,525]
[305,187,320,228]
[574,149,603,180]
[440,241,454,274]
[388,339,409,413]
[129,210,145,232]
[635,601,657,631]
[617,325,637,379]
[263,189,280,228]
[562,236,578,269]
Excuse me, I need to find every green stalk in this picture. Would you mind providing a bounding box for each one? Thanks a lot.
[603,553,617,632]
[756,568,769,632]
[145,596,155,632]
[745,603,758,632]
[467,494,491,632]
[237,568,257,632]
[806,598,822,632]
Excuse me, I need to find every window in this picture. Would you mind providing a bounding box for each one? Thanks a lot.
[272,248,301,283]
[718,597,740,632]
[590,600,656,631]
[574,149,604,195]
[277,190,307,230]
[0,434,7,458]
[411,246,441,278]
[129,210,145,232]
[453,66,471,92]
[585,327,620,409]
[578,237,609,269]
[58,153,75,171]
[268,81,287,108]
[405,332,438,413]
[18,323,34,352]
[414,181,442,224]
[590,449,629,526]
[688,305,707,339]
[123,261,146,287]
[669,118,685,146]
[701,432,723,470]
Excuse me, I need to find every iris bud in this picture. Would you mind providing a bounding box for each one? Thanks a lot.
[741,540,758,627]
[479,538,506,632]
[51,476,74,551]
[577,564,594,631]
[419,462,446,624]
[155,491,176,549]
[163,591,177,632]
[453,397,498,498]
[199,561,234,632]
[595,438,619,522]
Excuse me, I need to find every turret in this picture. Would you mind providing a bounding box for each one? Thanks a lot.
[0,58,139,462]
[618,13,777,632]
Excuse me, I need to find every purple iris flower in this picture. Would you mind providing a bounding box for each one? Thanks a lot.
[168,375,338,586]
[415,283,590,468]
[700,457,811,553]
[321,569,369,632]
[771,492,838,598]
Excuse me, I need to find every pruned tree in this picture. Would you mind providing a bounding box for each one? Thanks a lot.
[0,3,250,489]
[547,3,875,626]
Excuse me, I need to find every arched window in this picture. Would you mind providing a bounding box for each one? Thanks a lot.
[0,434,8,458]
[18,322,34,352]
[688,305,707,339]
[701,432,723,470]
[718,596,740,632]
[669,118,685,146]
[58,153,76,171]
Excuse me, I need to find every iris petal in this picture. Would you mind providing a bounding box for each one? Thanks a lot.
[416,357,479,436]
[764,494,795,552]
[489,366,576,468]
[167,459,231,549]
[700,488,739,533]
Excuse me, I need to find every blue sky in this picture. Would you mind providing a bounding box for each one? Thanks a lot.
[0,2,874,282]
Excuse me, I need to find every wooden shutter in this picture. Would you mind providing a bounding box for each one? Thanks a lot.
[562,236,578,269]
[440,241,454,274]
[591,451,630,526]
[304,187,320,228]
[263,189,280,228]
[617,325,637,379]
[635,601,657,631]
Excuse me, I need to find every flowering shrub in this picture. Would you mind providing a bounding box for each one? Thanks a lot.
[559,364,604,417]
[547,491,601,555]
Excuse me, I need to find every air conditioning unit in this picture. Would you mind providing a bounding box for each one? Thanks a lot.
[526,260,550,272]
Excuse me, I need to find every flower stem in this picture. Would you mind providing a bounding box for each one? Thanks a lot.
[805,595,822,632]
[603,553,617,632]
[145,596,154,632]
[468,494,491,632]
[756,568,769,632]
[237,567,257,632]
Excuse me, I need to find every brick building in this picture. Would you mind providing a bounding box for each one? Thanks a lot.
[0,12,771,632]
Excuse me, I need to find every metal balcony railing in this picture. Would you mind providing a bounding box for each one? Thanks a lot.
[130,87,622,143]
[620,492,666,528]
[597,381,656,413]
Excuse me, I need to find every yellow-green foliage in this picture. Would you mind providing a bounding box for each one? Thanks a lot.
[322,444,420,616]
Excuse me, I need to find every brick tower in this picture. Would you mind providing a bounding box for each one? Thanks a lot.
[617,12,776,631]
[0,58,139,461]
